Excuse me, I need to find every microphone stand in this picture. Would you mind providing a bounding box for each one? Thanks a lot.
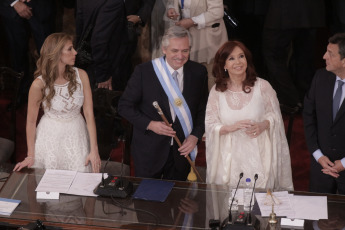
[247,174,258,226]
[221,172,243,228]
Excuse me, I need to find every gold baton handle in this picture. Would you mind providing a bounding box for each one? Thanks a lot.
[152,101,204,182]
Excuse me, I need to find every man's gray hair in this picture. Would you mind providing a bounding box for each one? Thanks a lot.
[161,26,192,48]
[329,33,345,59]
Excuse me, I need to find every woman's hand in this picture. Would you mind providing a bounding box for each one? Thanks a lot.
[167,8,179,20]
[13,156,34,171]
[175,18,195,29]
[220,120,253,135]
[85,152,101,173]
[245,120,269,138]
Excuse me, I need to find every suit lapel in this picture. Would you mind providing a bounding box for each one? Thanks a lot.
[334,85,345,124]
[327,77,336,124]
[182,61,192,101]
[330,76,345,124]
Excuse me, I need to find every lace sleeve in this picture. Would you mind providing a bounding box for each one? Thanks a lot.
[259,78,294,190]
[205,86,225,183]
[260,78,279,119]
[205,86,223,135]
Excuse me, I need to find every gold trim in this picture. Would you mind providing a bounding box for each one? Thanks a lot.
[174,98,183,107]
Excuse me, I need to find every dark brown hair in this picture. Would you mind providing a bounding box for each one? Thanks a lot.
[329,33,345,59]
[212,40,257,92]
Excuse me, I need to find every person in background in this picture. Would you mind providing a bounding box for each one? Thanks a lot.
[166,0,228,91]
[0,0,55,105]
[13,33,101,173]
[205,40,293,190]
[75,0,127,90]
[118,26,208,181]
[304,33,345,195]
[118,0,156,90]
[262,0,325,109]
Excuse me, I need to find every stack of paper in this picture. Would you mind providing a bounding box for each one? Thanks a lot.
[35,169,104,199]
[255,191,328,220]
[0,198,21,216]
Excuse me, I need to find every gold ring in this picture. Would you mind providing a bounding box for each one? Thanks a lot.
[254,132,257,136]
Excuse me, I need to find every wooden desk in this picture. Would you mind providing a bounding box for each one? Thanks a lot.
[0,168,344,229]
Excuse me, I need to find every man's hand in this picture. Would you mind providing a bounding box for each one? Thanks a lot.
[318,156,338,177]
[175,18,195,29]
[322,160,345,178]
[97,77,112,90]
[179,198,199,214]
[332,160,345,173]
[13,1,32,19]
[148,121,176,137]
[178,135,198,157]
[127,15,141,24]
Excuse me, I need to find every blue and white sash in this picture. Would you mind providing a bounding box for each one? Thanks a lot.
[152,57,197,161]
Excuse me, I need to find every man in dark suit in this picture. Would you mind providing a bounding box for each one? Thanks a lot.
[0,0,54,100]
[118,26,208,181]
[304,33,345,194]
[117,0,156,90]
[263,0,325,109]
[75,0,127,90]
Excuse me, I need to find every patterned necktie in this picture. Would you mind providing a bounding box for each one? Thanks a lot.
[333,80,344,120]
[172,71,180,90]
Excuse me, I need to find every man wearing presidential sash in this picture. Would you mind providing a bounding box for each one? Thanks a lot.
[118,26,208,181]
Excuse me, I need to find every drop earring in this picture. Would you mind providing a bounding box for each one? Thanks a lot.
[224,68,227,72]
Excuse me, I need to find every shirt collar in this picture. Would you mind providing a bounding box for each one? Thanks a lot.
[336,76,345,82]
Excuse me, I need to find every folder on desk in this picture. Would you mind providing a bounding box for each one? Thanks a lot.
[132,179,174,202]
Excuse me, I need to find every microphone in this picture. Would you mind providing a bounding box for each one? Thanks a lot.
[221,172,243,228]
[94,136,133,198]
[247,174,258,226]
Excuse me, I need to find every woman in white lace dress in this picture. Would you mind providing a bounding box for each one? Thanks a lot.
[205,41,293,190]
[14,33,101,173]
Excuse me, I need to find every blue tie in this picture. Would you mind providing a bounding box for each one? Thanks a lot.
[333,80,344,120]
[172,71,180,90]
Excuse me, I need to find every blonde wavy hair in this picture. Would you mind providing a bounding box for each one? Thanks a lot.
[34,33,78,109]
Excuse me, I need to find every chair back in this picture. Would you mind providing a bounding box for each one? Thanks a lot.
[0,67,24,163]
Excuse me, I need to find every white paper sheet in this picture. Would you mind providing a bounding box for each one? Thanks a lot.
[288,195,328,220]
[35,169,77,193]
[36,191,60,200]
[65,172,104,197]
[35,170,106,197]
[0,198,21,216]
[255,191,294,217]
[281,218,304,228]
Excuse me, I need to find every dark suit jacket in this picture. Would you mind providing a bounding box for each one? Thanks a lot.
[304,68,345,180]
[125,0,156,26]
[75,0,127,84]
[118,60,208,177]
[0,0,53,19]
[264,0,325,29]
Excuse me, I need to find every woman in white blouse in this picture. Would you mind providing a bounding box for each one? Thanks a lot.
[205,40,293,190]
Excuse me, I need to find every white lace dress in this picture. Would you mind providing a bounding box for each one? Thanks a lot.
[205,78,293,190]
[32,68,91,172]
